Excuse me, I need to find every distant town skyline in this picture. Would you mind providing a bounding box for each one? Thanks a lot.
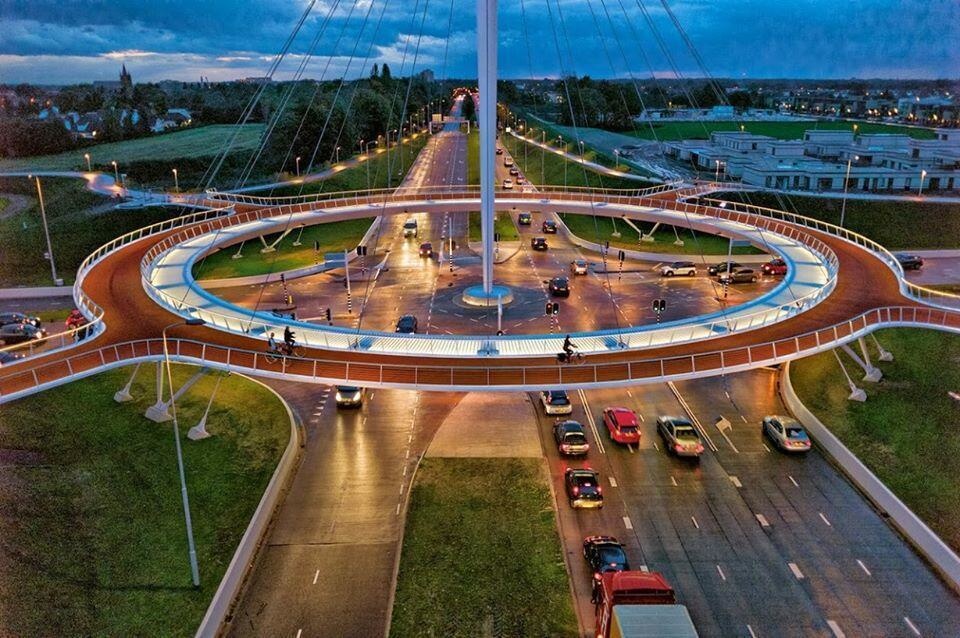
[1,0,958,85]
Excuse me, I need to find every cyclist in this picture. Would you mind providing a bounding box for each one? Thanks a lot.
[283,326,296,354]
[267,332,278,353]
[558,334,577,363]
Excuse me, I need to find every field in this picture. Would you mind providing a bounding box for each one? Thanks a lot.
[390,458,577,638]
[0,124,266,173]
[790,328,960,554]
[713,191,960,249]
[624,120,936,141]
[0,364,290,637]
[468,211,521,242]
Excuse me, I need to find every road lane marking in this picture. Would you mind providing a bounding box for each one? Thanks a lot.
[608,476,618,488]
[639,564,649,572]
[313,570,320,585]
[627,444,634,454]
[577,389,605,454]
[653,441,659,451]
[730,475,742,488]
[826,620,845,638]
[762,442,771,452]
[296,630,303,638]
[396,503,401,515]
[691,516,700,529]
[747,625,758,638]
[856,559,872,576]
[756,514,770,527]
[904,616,921,636]
[788,475,799,487]
[670,476,678,487]
[819,512,832,527]
[788,562,804,579]
[623,516,633,529]
[716,564,726,581]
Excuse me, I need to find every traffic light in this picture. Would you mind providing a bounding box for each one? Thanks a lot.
[325,307,332,322]
[552,302,560,315]
[618,250,626,262]
[313,240,320,252]
[545,302,560,316]
[279,273,285,283]
[494,232,501,242]
[355,245,368,256]
[545,302,552,315]
[652,298,666,313]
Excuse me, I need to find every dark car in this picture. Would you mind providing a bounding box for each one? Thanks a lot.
[0,323,46,346]
[656,415,704,458]
[553,420,590,456]
[564,468,604,508]
[894,253,924,271]
[335,386,364,408]
[718,268,758,284]
[583,535,630,577]
[708,261,743,276]
[518,212,532,225]
[542,220,558,234]
[509,167,520,176]
[0,351,26,367]
[395,315,419,334]
[419,242,433,257]
[549,276,570,297]
[496,147,504,155]
[531,237,548,251]
[0,312,42,329]
[761,258,788,276]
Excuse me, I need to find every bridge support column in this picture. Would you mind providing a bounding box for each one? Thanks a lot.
[871,334,894,362]
[840,340,882,382]
[188,373,224,441]
[145,367,209,423]
[114,362,142,403]
[832,349,867,402]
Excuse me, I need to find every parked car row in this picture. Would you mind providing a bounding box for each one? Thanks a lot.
[0,311,47,347]
[659,258,789,283]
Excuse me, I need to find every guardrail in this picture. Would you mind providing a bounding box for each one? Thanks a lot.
[137,193,840,358]
[3,306,957,403]
[696,196,960,311]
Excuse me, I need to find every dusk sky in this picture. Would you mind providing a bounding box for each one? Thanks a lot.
[1,0,958,85]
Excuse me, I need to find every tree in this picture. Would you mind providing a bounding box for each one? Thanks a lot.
[370,63,379,79]
[381,64,392,81]
[728,91,753,110]
[460,94,475,122]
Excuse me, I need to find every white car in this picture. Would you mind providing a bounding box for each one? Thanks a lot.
[762,416,812,453]
[502,178,514,190]
[402,219,418,237]
[571,259,588,275]
[659,261,696,277]
[540,390,573,415]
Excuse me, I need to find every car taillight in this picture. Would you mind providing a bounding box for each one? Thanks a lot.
[593,572,602,581]
[696,444,704,453]
[572,487,579,496]
[675,444,684,452]
[597,486,602,494]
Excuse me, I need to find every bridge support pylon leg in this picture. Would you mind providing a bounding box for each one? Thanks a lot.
[145,362,172,422]
[840,340,882,383]
[188,373,224,441]
[833,349,867,402]
[114,362,142,403]
[871,334,894,362]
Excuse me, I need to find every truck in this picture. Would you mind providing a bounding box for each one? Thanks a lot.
[593,571,698,638]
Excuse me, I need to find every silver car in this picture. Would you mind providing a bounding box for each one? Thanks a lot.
[656,416,704,458]
[571,259,588,275]
[335,386,364,408]
[762,416,811,452]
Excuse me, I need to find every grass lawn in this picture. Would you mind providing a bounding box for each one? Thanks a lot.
[559,212,763,256]
[712,191,960,250]
[0,177,183,287]
[193,217,374,280]
[623,120,936,141]
[790,328,960,553]
[0,196,8,214]
[0,124,266,173]
[391,458,577,638]
[468,211,520,242]
[0,364,290,637]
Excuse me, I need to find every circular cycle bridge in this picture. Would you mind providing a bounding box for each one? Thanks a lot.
[1,184,958,401]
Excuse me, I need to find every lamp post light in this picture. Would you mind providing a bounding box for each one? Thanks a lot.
[715,159,721,182]
[172,168,179,193]
[84,153,91,171]
[28,174,59,285]
[364,141,378,190]
[295,156,301,177]
[161,317,207,588]
[839,154,859,228]
[614,149,620,169]
[111,160,119,187]
[518,119,528,171]
[541,130,546,183]
[335,146,341,164]
[918,169,927,197]
[557,136,567,187]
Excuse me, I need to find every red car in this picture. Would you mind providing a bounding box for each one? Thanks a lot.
[761,258,788,276]
[602,407,641,444]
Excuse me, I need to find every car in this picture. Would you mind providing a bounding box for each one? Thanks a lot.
[504,157,514,167]
[419,242,433,257]
[531,237,548,251]
[762,415,812,453]
[540,390,573,415]
[496,147,504,155]
[395,315,419,334]
[502,178,514,189]
[542,220,558,234]
[402,218,418,237]
[335,385,364,408]
[549,276,570,297]
[656,416,704,458]
[583,535,630,578]
[602,407,641,444]
[0,351,26,367]
[659,261,696,277]
[718,268,758,284]
[564,468,604,508]
[570,259,588,275]
[516,176,526,185]
[707,261,743,276]
[761,258,788,276]
[0,323,46,346]
[553,420,590,456]
[518,212,532,225]
[894,253,924,271]
[0,312,42,329]
[509,167,520,176]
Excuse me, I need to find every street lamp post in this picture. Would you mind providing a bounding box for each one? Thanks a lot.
[364,141,378,190]
[295,156,301,177]
[715,159,721,182]
[84,153,91,172]
[335,146,341,164]
[161,317,207,588]
[111,160,120,187]
[28,174,59,285]
[614,149,619,169]
[918,169,927,197]
[172,168,179,193]
[541,131,546,183]
[518,119,527,172]
[557,136,567,187]
[839,154,859,228]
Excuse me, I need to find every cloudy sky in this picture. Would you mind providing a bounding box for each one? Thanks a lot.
[0,0,957,85]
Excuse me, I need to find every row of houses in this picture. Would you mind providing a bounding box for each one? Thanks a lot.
[37,105,192,139]
[663,129,960,193]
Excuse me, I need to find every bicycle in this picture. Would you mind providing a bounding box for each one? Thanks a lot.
[264,342,304,364]
[557,351,585,365]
